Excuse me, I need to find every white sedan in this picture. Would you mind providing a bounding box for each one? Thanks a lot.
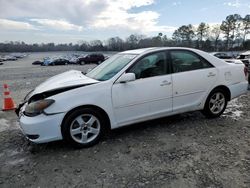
[16,47,248,148]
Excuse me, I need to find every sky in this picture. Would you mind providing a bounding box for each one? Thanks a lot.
[0,0,249,44]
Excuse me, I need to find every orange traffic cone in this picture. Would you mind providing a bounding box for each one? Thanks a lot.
[2,84,16,111]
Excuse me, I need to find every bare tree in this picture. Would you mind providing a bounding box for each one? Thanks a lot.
[172,24,195,46]
[242,15,250,43]
[220,14,242,49]
[196,22,210,49]
[209,25,221,51]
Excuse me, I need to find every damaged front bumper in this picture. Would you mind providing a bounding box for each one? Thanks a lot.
[19,112,64,143]
[16,101,64,143]
[15,102,25,117]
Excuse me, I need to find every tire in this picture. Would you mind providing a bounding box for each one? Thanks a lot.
[61,108,105,148]
[202,89,228,118]
[80,61,85,65]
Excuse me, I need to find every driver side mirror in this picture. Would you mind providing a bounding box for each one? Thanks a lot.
[117,73,136,83]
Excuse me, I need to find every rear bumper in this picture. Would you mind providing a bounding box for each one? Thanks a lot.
[228,81,248,100]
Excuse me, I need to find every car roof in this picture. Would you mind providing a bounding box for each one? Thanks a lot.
[89,53,103,55]
[119,47,230,68]
[120,47,205,55]
[210,52,227,55]
[120,47,158,54]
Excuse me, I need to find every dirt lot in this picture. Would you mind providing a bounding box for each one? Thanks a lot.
[0,54,250,188]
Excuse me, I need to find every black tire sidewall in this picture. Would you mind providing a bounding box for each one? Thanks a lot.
[202,89,228,118]
[61,108,104,148]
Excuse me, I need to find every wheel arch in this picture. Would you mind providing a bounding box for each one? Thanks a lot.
[61,105,111,131]
[208,85,231,101]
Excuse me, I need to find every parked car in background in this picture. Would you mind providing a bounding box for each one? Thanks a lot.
[223,59,244,64]
[68,56,79,64]
[0,53,27,62]
[41,57,53,66]
[104,55,110,60]
[32,60,43,65]
[210,52,233,59]
[77,53,105,65]
[1,55,17,61]
[41,57,69,66]
[16,47,248,148]
[33,53,109,66]
[211,52,245,67]
[237,51,250,87]
[50,58,69,66]
[237,51,250,66]
[10,53,27,58]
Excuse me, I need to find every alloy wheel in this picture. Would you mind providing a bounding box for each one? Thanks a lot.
[70,114,100,144]
[209,92,226,114]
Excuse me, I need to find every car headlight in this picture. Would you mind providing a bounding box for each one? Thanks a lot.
[24,99,55,116]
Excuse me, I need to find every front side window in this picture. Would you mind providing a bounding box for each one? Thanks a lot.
[128,52,168,79]
[86,54,137,81]
[170,50,213,73]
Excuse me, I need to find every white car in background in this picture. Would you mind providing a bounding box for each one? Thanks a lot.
[16,47,248,148]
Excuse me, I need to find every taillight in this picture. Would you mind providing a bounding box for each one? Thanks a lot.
[244,66,247,77]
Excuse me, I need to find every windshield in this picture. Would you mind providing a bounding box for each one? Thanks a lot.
[86,54,137,81]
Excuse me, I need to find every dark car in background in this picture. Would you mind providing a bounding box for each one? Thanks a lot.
[237,51,250,66]
[50,58,69,66]
[41,58,69,66]
[77,53,105,65]
[236,51,250,88]
[32,53,108,66]
[32,60,43,65]
[210,52,233,59]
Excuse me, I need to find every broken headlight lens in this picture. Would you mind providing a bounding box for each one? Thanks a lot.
[24,99,55,116]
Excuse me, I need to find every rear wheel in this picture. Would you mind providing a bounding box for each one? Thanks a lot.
[62,108,104,148]
[202,89,228,118]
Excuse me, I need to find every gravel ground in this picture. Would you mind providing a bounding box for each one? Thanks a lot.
[0,53,250,188]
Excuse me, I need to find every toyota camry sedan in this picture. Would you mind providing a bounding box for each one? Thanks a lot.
[16,47,248,148]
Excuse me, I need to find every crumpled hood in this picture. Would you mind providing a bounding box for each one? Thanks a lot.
[33,70,99,94]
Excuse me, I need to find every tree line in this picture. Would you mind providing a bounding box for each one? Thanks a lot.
[0,14,249,53]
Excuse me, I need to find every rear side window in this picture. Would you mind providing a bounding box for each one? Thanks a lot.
[170,50,213,73]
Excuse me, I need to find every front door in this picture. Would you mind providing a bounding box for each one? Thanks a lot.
[112,51,173,126]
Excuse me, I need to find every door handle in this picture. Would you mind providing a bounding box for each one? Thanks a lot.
[160,80,171,86]
[207,72,216,77]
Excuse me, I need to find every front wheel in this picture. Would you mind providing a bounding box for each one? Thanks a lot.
[202,89,228,118]
[62,108,104,148]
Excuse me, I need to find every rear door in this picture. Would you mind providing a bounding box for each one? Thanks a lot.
[169,50,217,112]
